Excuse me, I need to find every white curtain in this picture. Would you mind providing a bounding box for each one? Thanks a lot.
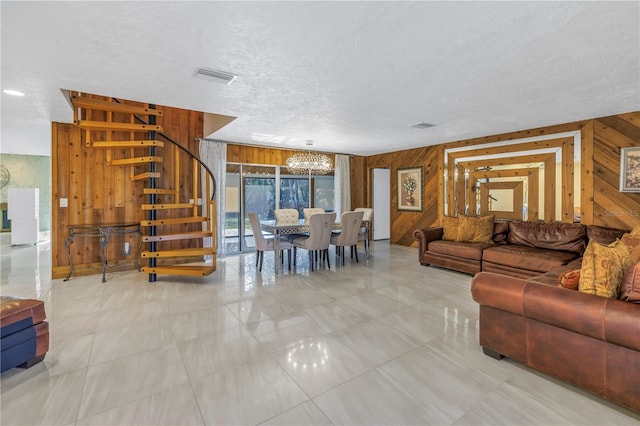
[199,139,227,258]
[334,154,351,216]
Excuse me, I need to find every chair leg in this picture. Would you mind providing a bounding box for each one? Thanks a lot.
[288,249,292,270]
[309,251,314,271]
[258,251,263,271]
[293,247,297,266]
[341,247,345,265]
[354,245,359,263]
[326,249,331,269]
[255,251,260,267]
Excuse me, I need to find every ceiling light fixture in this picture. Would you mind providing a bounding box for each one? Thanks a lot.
[3,89,25,96]
[411,122,435,129]
[286,140,332,175]
[195,67,238,85]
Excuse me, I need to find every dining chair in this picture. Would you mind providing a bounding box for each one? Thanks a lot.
[274,208,300,225]
[303,208,325,224]
[248,212,292,272]
[293,212,336,271]
[354,207,373,258]
[330,210,364,265]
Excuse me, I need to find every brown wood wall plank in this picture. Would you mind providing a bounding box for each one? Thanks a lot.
[591,115,640,229]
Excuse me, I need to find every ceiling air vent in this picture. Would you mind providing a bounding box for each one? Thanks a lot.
[411,122,436,129]
[195,67,238,85]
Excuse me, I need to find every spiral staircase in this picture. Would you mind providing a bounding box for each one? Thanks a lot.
[70,92,216,282]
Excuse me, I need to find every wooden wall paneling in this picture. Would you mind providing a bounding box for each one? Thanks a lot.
[436,148,444,225]
[528,169,539,221]
[561,139,575,223]
[457,153,553,169]
[366,146,439,246]
[52,123,65,269]
[446,156,455,216]
[423,149,441,229]
[456,164,466,215]
[440,121,586,151]
[453,137,570,158]
[544,157,556,221]
[580,120,594,224]
[590,113,640,229]
[349,155,367,209]
[467,175,477,217]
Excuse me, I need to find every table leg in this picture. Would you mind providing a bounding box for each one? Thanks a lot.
[63,235,74,281]
[135,229,142,271]
[100,234,110,283]
[274,230,280,274]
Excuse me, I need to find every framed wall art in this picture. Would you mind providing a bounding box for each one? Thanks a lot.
[397,166,423,211]
[620,147,640,192]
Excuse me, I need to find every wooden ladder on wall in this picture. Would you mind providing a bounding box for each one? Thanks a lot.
[70,92,216,282]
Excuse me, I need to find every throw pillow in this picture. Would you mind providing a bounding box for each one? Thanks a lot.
[579,240,634,299]
[442,216,459,241]
[619,262,640,303]
[457,215,495,243]
[620,233,640,263]
[557,269,581,290]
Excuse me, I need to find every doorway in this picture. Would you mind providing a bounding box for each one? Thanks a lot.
[372,168,390,240]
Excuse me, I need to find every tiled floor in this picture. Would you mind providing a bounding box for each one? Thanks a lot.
[1,234,639,425]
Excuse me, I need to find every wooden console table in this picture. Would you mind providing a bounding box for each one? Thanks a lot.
[64,223,142,282]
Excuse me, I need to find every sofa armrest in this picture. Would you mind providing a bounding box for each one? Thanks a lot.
[413,227,444,252]
[471,272,526,316]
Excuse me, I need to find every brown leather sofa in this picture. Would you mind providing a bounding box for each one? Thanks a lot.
[414,220,626,278]
[471,268,640,413]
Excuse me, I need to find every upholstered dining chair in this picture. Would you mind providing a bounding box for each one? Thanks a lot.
[248,212,292,272]
[293,212,336,271]
[330,211,364,265]
[274,208,300,225]
[274,208,304,242]
[303,208,325,224]
[354,207,373,258]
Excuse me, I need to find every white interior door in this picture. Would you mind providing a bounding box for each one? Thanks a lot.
[372,168,390,240]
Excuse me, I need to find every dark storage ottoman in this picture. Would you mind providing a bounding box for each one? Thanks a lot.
[1,296,49,373]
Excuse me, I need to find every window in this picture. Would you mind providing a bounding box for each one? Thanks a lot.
[224,163,334,253]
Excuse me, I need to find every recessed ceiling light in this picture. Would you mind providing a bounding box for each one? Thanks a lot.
[3,89,25,96]
[411,122,435,129]
[194,67,238,85]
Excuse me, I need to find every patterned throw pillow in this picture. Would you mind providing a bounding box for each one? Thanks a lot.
[457,215,495,243]
[620,233,640,263]
[442,216,459,241]
[579,240,634,299]
[558,269,581,290]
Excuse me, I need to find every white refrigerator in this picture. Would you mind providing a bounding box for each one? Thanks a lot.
[7,188,39,245]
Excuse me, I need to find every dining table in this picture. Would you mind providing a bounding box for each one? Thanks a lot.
[260,219,370,273]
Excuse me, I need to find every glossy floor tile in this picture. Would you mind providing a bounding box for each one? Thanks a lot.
[1,233,639,425]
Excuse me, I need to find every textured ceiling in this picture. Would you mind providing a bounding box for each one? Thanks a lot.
[1,1,638,156]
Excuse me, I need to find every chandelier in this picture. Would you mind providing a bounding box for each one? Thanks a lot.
[286,141,332,175]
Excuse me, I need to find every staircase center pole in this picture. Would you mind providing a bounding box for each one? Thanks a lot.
[148,105,157,282]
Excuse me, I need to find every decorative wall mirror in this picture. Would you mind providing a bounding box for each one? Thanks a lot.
[443,131,581,223]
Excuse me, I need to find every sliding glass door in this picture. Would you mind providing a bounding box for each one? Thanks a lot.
[225,163,334,254]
